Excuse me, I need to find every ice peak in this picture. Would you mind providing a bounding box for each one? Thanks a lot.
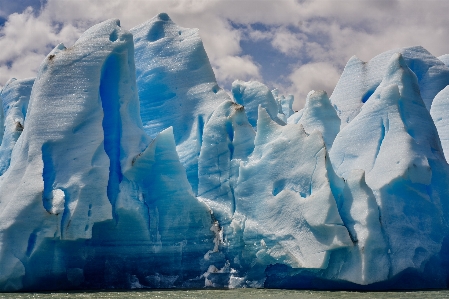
[305,90,330,107]
[289,90,340,150]
[255,105,280,146]
[331,46,449,128]
[374,52,424,111]
[132,12,186,44]
[232,80,285,128]
[384,53,410,80]
[75,18,130,45]
[156,12,171,22]
[130,13,228,194]
[348,54,365,65]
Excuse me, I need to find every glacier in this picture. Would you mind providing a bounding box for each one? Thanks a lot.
[1,13,449,291]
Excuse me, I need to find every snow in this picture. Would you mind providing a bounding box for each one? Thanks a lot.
[1,13,449,291]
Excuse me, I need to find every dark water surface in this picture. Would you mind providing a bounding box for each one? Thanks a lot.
[1,289,449,299]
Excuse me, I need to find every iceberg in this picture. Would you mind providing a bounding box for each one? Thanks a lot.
[1,13,449,291]
[0,18,215,291]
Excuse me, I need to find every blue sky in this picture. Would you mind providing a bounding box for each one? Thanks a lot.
[1,0,449,109]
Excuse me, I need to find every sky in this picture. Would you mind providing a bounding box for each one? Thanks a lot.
[0,0,449,109]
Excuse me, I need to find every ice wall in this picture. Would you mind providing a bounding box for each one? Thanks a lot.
[1,13,449,291]
[197,100,255,226]
[232,107,352,279]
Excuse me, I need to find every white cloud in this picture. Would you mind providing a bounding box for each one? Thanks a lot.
[271,28,305,56]
[0,0,265,87]
[0,0,449,110]
[0,6,83,83]
[247,29,269,42]
[245,26,306,54]
[213,55,261,83]
[288,62,341,110]
[0,52,43,84]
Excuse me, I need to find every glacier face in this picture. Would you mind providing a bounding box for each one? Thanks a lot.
[1,14,449,291]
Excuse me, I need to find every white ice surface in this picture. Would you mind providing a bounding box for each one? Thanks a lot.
[330,53,448,278]
[232,80,286,128]
[198,100,255,225]
[288,90,340,150]
[233,107,352,270]
[331,46,449,128]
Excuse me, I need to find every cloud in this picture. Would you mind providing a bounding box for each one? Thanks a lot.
[213,55,261,83]
[245,26,306,57]
[0,6,83,83]
[271,28,305,56]
[0,0,43,19]
[0,0,265,87]
[1,0,449,110]
[288,62,341,110]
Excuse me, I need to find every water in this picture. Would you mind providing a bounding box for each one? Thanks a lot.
[1,290,449,299]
